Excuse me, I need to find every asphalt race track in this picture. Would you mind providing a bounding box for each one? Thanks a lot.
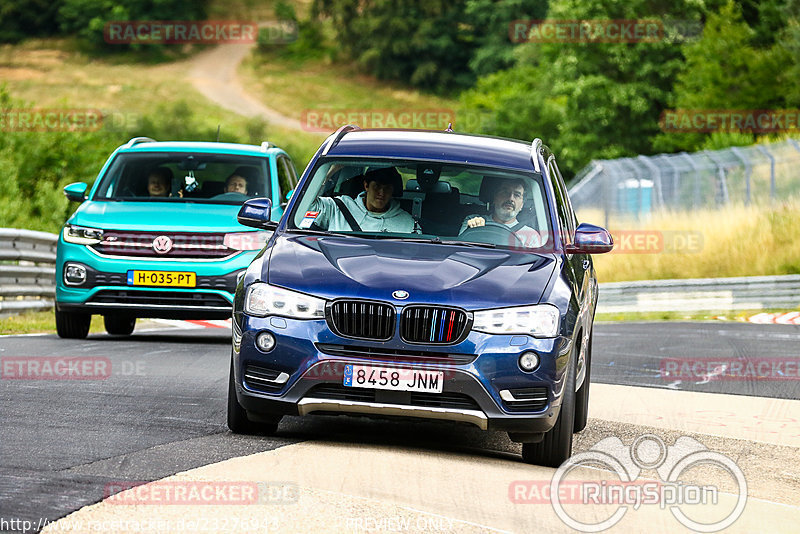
[1,321,798,532]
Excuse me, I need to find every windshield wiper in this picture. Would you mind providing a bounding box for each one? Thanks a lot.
[286,228,336,236]
[440,239,496,248]
[398,236,497,248]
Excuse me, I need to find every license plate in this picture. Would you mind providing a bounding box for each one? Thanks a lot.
[343,364,443,393]
[127,270,196,287]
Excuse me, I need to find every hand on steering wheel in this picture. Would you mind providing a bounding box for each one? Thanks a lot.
[460,220,524,247]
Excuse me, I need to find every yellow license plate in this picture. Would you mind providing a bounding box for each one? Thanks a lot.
[126,270,196,287]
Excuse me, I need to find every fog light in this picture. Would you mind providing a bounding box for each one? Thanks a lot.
[519,351,540,372]
[64,263,87,285]
[256,331,276,352]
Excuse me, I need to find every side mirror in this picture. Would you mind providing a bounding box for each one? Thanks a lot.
[238,198,276,229]
[567,222,614,254]
[64,182,88,203]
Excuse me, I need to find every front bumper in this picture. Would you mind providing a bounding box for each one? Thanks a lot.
[55,240,257,319]
[233,313,572,434]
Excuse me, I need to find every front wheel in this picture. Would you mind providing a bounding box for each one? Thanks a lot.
[227,359,280,435]
[521,354,576,467]
[104,315,136,336]
[55,310,91,339]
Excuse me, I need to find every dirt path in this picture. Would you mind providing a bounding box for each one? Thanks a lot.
[184,42,304,131]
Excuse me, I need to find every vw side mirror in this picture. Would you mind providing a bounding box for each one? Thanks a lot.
[63,182,88,203]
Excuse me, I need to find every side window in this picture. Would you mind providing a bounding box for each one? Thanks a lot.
[552,159,578,229]
[277,156,295,205]
[548,160,573,246]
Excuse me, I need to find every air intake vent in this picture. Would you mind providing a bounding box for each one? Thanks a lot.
[243,364,289,392]
[328,300,396,340]
[400,306,468,344]
[502,387,549,411]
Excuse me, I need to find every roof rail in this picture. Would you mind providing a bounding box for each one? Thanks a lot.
[260,141,275,152]
[530,138,543,173]
[125,137,156,148]
[321,124,360,156]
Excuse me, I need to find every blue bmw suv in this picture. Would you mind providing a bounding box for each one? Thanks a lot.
[229,126,613,466]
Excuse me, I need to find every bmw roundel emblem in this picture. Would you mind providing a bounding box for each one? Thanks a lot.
[392,290,409,300]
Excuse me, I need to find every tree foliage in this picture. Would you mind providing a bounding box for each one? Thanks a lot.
[312,0,546,93]
[461,0,795,177]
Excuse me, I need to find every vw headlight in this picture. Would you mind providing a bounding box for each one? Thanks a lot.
[472,304,560,337]
[244,282,325,319]
[63,225,104,245]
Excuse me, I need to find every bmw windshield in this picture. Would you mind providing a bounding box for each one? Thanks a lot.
[288,158,553,251]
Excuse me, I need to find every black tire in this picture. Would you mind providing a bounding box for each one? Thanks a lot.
[103,315,136,336]
[55,310,91,339]
[574,333,592,433]
[522,353,576,467]
[227,360,280,435]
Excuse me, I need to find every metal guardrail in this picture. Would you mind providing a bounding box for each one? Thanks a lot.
[598,274,800,313]
[0,229,58,315]
[570,138,800,225]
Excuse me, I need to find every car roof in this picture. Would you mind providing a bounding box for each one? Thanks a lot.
[325,129,539,173]
[117,140,283,157]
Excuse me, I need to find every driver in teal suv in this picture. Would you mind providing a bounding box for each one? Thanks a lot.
[55,137,299,338]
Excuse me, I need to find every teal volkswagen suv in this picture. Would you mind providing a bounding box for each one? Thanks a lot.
[55,137,299,339]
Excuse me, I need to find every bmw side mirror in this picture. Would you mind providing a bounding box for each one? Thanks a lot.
[567,222,614,254]
[238,198,277,229]
[64,182,88,203]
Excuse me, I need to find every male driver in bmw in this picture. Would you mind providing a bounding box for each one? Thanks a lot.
[459,178,542,247]
[310,167,418,233]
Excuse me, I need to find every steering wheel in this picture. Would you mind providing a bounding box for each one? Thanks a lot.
[459,222,524,247]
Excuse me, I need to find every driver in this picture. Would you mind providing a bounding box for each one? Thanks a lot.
[459,178,542,247]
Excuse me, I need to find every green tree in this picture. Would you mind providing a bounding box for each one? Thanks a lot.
[312,0,545,93]
[654,1,791,152]
[0,0,64,42]
[462,0,704,177]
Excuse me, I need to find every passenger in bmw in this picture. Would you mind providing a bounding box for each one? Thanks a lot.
[310,167,418,233]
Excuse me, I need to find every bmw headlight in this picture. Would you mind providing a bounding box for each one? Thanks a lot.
[472,304,560,338]
[63,225,104,245]
[244,282,325,319]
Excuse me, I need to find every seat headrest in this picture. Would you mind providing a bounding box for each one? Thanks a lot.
[479,176,531,203]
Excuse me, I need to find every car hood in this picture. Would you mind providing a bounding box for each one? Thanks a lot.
[70,201,248,232]
[266,234,557,309]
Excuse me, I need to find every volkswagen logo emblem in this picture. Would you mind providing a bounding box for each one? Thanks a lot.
[152,235,173,254]
[392,290,409,300]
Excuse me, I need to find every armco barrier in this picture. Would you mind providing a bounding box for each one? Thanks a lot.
[0,228,58,315]
[598,274,800,313]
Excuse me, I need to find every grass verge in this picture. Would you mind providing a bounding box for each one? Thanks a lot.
[0,309,105,335]
[581,201,800,282]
